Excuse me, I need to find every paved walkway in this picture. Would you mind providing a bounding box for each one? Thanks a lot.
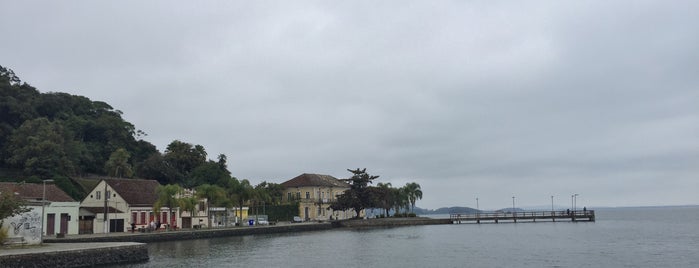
[0,242,143,256]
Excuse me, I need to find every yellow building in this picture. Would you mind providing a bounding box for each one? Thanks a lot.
[280,173,362,221]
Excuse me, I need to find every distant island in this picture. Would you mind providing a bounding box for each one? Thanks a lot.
[414,206,480,214]
[415,206,531,214]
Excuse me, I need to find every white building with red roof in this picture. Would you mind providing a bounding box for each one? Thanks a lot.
[0,181,80,244]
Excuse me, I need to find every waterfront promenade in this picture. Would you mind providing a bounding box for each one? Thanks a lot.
[1,222,329,267]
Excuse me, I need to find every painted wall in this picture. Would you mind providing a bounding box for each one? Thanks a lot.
[44,201,80,235]
[2,205,42,244]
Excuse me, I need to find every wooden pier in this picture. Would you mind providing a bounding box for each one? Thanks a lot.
[450,210,595,224]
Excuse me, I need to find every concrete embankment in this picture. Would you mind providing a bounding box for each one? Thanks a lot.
[3,219,451,267]
[44,222,333,243]
[0,242,148,267]
[332,217,453,228]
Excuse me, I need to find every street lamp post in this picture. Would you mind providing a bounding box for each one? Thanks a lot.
[574,194,579,211]
[512,196,516,215]
[476,197,479,211]
[551,195,554,214]
[41,179,54,244]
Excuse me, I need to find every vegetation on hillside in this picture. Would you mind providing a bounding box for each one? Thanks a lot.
[0,65,286,204]
[1,65,425,221]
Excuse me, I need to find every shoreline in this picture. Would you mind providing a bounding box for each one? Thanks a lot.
[2,217,445,267]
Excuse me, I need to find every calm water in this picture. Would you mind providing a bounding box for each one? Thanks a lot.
[125,206,699,267]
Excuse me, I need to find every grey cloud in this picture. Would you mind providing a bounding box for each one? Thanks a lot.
[2,1,697,209]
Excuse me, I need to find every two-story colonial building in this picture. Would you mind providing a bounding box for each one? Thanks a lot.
[280,173,361,221]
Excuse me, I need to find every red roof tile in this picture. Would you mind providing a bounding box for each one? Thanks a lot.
[101,178,161,207]
[0,182,76,202]
[280,173,349,188]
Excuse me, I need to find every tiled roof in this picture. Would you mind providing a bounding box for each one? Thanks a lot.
[102,178,161,206]
[280,173,349,188]
[0,182,76,202]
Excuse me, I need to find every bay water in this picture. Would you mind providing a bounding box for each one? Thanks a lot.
[126,206,699,267]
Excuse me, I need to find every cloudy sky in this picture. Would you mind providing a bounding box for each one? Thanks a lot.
[2,1,698,209]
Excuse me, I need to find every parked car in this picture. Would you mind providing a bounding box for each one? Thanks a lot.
[292,216,303,223]
[257,219,269,225]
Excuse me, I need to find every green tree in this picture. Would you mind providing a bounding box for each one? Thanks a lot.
[403,182,423,213]
[230,179,254,225]
[254,181,285,205]
[373,182,395,217]
[179,196,199,226]
[195,184,228,228]
[163,140,207,176]
[154,184,183,229]
[190,160,231,187]
[330,168,379,219]
[6,118,75,176]
[135,153,183,185]
[0,187,30,227]
[104,148,133,178]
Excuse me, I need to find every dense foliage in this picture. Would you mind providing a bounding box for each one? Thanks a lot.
[0,65,264,201]
[1,65,157,179]
[331,168,423,218]
[1,66,420,219]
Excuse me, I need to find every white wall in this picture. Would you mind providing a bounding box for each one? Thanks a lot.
[44,201,80,235]
[2,205,42,245]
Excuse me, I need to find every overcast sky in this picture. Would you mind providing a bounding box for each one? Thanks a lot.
[2,1,698,210]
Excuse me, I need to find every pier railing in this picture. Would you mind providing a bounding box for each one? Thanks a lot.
[450,210,595,223]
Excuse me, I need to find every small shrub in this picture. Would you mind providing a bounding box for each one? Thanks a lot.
[0,226,8,244]
[408,213,417,217]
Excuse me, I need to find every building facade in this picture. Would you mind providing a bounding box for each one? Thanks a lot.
[280,173,361,221]
[80,178,180,233]
[0,182,80,243]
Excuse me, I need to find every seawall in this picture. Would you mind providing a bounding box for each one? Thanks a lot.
[44,223,333,243]
[0,242,148,267]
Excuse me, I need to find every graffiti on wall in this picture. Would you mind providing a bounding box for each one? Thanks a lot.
[7,210,41,241]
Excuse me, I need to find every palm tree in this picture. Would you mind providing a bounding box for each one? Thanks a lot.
[376,182,393,217]
[404,182,423,213]
[393,187,409,215]
[196,184,227,228]
[230,179,254,226]
[179,196,198,228]
[154,184,183,229]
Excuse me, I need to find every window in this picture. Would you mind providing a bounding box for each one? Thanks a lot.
[306,192,310,199]
[96,191,101,200]
[105,190,111,200]
[287,192,292,201]
[296,192,301,199]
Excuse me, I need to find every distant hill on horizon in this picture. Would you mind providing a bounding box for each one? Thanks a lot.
[414,206,480,214]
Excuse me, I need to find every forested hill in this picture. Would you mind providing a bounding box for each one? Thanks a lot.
[0,65,235,200]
